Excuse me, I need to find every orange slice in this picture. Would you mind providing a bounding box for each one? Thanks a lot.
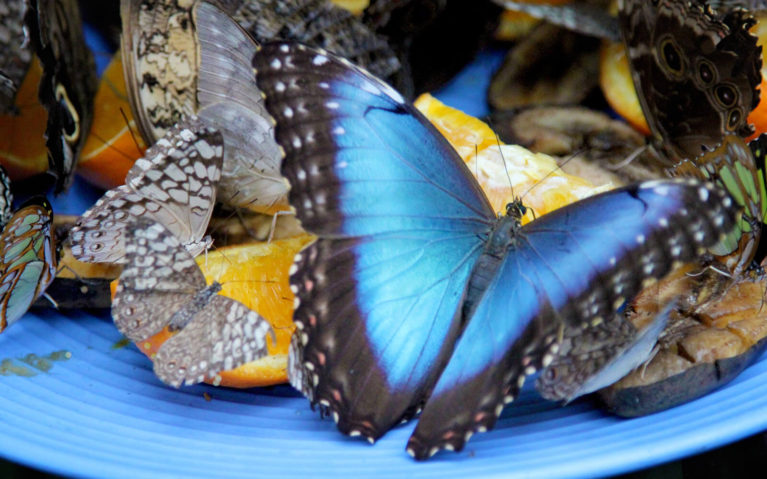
[747,13,767,139]
[78,52,147,190]
[0,59,49,180]
[415,93,611,222]
[598,41,650,136]
[112,233,314,388]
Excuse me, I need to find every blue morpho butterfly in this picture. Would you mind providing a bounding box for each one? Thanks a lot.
[0,166,57,333]
[253,42,740,459]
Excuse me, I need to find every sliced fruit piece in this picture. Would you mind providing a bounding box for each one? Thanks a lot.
[78,52,147,190]
[598,41,650,136]
[415,93,499,160]
[330,0,369,15]
[747,12,767,139]
[415,93,611,222]
[0,59,49,180]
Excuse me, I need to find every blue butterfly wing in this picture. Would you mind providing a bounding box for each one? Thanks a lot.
[407,180,738,459]
[254,42,496,440]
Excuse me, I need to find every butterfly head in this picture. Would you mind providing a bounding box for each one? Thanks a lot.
[505,199,527,222]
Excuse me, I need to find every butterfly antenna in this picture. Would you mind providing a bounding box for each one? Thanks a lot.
[486,115,517,202]
[518,148,584,205]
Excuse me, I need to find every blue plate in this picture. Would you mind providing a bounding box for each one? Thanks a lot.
[2,50,767,479]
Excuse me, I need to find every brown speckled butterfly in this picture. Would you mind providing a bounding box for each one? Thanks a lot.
[618,0,762,164]
[112,218,273,387]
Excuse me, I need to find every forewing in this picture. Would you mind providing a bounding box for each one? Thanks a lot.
[618,0,761,162]
[112,219,206,342]
[120,0,197,143]
[255,42,495,441]
[407,179,739,459]
[536,303,670,402]
[70,118,222,263]
[194,2,286,211]
[126,117,223,254]
[0,0,32,113]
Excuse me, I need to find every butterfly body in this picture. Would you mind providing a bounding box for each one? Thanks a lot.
[254,42,739,459]
[167,281,222,331]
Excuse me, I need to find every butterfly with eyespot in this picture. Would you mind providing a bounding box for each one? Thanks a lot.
[194,1,287,212]
[69,116,222,264]
[121,0,399,144]
[253,41,741,459]
[618,0,762,165]
[0,0,33,114]
[0,166,57,333]
[112,217,274,387]
[24,0,97,193]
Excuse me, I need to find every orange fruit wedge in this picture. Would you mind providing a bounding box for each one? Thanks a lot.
[78,52,147,190]
[112,233,314,388]
[415,93,611,223]
[0,59,49,180]
[598,41,650,136]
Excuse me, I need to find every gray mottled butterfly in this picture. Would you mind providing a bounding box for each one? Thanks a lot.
[69,116,222,263]
[121,0,287,212]
[112,218,274,387]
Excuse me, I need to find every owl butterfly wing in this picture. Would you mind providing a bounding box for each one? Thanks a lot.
[229,0,400,82]
[0,0,33,114]
[536,303,670,403]
[112,218,207,343]
[669,135,764,274]
[0,165,13,229]
[618,0,762,163]
[25,0,97,193]
[0,198,56,333]
[69,118,223,263]
[408,180,739,459]
[255,42,495,442]
[120,0,198,143]
[153,296,273,388]
[193,2,286,211]
[493,0,620,40]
